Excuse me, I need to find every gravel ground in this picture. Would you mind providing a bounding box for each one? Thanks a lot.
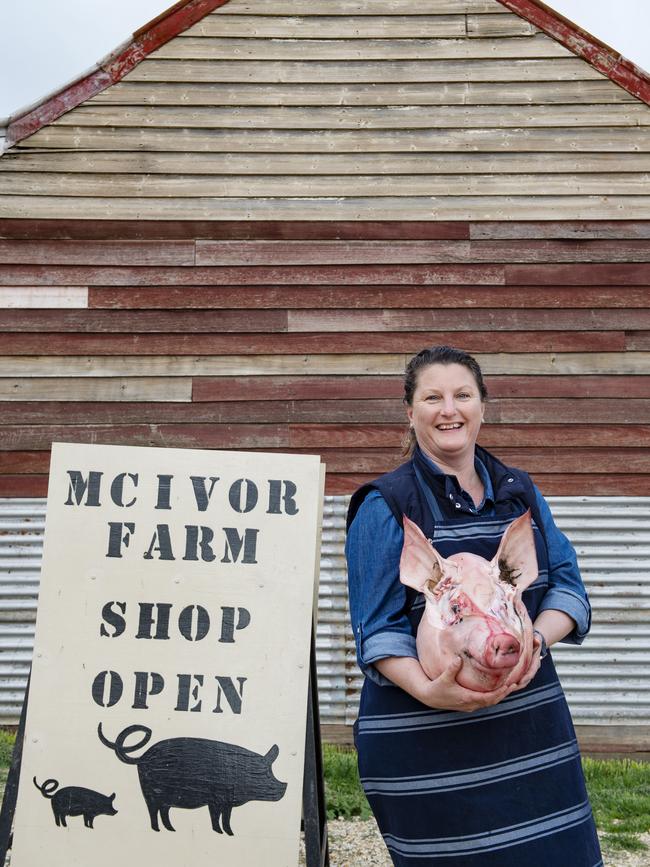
[301,820,650,866]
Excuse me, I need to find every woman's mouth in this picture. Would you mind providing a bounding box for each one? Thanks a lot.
[437,423,463,431]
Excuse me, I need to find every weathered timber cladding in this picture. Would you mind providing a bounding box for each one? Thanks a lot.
[2,0,650,220]
[0,220,649,497]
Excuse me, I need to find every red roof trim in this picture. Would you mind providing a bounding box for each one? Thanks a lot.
[5,0,232,149]
[498,0,650,105]
[5,0,650,149]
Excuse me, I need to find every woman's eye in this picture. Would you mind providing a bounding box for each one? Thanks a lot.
[457,392,471,400]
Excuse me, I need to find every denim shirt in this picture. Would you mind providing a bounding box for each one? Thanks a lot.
[345,452,592,685]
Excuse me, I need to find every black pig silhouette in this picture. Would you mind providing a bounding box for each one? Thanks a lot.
[33,777,117,828]
[98,723,287,834]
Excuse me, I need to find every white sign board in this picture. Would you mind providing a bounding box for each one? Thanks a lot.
[10,442,324,866]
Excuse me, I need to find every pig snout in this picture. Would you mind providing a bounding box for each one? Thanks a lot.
[484,632,521,669]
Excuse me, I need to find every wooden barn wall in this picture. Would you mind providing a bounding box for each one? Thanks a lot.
[0,218,649,498]
[2,0,650,220]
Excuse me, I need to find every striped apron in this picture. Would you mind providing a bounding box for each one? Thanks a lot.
[354,510,602,866]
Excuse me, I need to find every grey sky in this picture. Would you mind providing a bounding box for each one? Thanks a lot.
[1,1,648,121]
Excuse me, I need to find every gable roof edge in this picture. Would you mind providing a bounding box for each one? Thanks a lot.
[498,0,650,105]
[4,0,650,152]
[3,0,232,151]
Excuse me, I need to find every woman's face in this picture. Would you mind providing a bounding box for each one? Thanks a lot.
[406,363,485,465]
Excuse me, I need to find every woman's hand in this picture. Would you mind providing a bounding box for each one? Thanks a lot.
[374,655,512,713]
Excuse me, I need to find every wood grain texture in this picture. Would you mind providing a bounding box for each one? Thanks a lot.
[191,374,650,401]
[0,240,195,266]
[1,309,288,332]
[0,220,470,241]
[0,263,506,286]
[185,14,469,38]
[4,196,650,221]
[288,308,650,332]
[7,175,650,199]
[124,58,601,83]
[1,352,649,377]
[7,152,650,175]
[90,285,650,310]
[150,35,569,62]
[19,126,650,153]
[325,474,650,496]
[85,80,636,107]
[186,12,535,39]
[0,330,620,355]
[0,378,192,401]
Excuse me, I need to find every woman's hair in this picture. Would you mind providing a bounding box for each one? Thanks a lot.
[402,345,488,457]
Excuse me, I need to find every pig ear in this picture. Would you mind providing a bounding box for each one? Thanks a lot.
[491,510,538,591]
[400,515,445,592]
[110,793,116,801]
[265,744,279,765]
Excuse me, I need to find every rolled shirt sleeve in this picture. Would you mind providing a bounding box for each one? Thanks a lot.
[345,491,418,685]
[534,487,592,644]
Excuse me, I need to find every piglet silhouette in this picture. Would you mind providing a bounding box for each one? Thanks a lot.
[98,723,287,835]
[33,777,117,828]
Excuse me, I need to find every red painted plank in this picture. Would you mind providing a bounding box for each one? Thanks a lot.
[0,241,196,266]
[0,476,49,497]
[283,448,650,474]
[1,310,288,333]
[0,331,624,355]
[0,452,49,473]
[288,424,649,448]
[506,264,650,285]
[498,0,650,105]
[0,425,288,451]
[192,375,650,402]
[89,285,650,310]
[4,400,647,427]
[0,264,506,287]
[5,0,232,148]
[0,403,293,425]
[532,475,650,495]
[0,220,470,241]
[326,473,650,496]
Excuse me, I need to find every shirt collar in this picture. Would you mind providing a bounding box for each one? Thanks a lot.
[416,447,495,512]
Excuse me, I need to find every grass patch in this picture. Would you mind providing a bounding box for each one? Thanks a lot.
[0,730,15,769]
[322,745,650,852]
[322,745,371,821]
[583,757,650,852]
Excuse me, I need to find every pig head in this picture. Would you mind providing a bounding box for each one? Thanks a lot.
[400,511,537,693]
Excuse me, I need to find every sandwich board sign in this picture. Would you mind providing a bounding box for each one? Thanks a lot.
[7,442,324,866]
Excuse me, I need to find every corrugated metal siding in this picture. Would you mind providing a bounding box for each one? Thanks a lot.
[1,495,649,726]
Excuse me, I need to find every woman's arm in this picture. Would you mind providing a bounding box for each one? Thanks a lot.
[375,655,513,712]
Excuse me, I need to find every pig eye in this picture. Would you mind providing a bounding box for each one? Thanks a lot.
[498,558,521,586]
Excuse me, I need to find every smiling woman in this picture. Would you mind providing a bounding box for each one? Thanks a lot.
[345,345,601,867]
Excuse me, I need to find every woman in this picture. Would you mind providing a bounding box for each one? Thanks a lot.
[346,346,601,866]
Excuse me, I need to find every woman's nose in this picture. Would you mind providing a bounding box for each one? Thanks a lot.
[440,397,456,414]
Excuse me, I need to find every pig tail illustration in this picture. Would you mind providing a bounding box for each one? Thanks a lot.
[98,723,152,764]
[33,778,59,797]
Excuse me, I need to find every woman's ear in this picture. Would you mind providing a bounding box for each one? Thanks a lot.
[406,405,414,424]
